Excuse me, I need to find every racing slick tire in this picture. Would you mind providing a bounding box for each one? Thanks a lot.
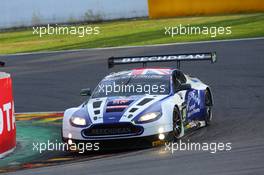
[172,106,184,140]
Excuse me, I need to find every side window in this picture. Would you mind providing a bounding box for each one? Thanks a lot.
[172,70,187,93]
[172,71,181,92]
[176,71,186,84]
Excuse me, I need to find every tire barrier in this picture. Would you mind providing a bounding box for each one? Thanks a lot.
[148,0,264,18]
[0,72,16,158]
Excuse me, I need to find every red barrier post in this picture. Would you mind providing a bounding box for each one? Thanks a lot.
[0,72,16,158]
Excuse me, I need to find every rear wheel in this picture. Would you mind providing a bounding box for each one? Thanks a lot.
[172,106,183,140]
[205,90,213,126]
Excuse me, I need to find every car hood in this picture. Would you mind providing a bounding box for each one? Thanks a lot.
[85,95,168,124]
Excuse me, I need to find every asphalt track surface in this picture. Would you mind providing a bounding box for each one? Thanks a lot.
[1,38,264,175]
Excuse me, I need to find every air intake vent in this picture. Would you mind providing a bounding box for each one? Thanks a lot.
[93,101,102,108]
[94,110,100,115]
[129,108,138,113]
[82,122,143,137]
[137,98,154,106]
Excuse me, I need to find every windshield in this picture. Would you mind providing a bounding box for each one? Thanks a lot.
[92,74,171,98]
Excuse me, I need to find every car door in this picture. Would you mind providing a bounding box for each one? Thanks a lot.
[171,70,188,122]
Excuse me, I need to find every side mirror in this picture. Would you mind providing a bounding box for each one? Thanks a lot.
[178,83,191,91]
[80,88,91,96]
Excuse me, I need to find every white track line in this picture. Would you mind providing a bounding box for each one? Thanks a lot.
[1,37,264,57]
[0,147,16,159]
[15,111,63,115]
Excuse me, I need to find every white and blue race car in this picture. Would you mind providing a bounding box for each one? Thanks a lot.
[62,53,216,147]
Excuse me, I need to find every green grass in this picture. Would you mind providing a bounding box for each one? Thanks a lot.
[1,13,264,54]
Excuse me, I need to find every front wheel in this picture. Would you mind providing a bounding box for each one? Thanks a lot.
[172,106,183,140]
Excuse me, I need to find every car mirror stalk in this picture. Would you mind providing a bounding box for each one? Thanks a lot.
[80,88,92,96]
[178,83,191,92]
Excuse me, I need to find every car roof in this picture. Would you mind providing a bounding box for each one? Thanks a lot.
[106,68,176,79]
[111,68,175,76]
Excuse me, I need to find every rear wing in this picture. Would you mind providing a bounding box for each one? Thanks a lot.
[108,52,216,69]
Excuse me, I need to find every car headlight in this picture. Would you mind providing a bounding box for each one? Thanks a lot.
[136,112,161,123]
[70,116,87,127]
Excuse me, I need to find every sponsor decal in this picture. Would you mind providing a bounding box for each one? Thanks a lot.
[0,76,16,157]
[187,90,201,117]
[112,99,130,105]
[117,54,211,63]
[91,127,132,135]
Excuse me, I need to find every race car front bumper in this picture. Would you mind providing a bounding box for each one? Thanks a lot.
[62,132,171,150]
[62,121,173,142]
